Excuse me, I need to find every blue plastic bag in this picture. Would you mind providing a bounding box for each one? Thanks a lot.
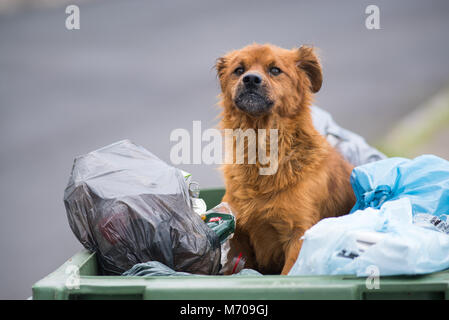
[288,198,449,276]
[351,155,449,233]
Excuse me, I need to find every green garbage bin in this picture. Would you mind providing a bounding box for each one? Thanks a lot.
[32,188,449,300]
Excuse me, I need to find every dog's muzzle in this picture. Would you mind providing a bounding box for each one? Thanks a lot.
[234,73,273,116]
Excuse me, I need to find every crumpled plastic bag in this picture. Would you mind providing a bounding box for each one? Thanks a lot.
[202,202,236,244]
[201,202,237,273]
[64,140,221,275]
[122,261,192,277]
[122,261,262,277]
[350,154,449,233]
[288,198,449,276]
[311,106,386,166]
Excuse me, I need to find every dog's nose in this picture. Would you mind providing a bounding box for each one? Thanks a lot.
[242,73,262,87]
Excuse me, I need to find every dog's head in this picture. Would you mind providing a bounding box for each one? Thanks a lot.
[216,43,322,119]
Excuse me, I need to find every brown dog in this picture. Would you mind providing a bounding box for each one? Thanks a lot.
[216,43,356,275]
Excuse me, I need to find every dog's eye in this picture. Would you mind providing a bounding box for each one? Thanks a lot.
[233,67,245,76]
[269,67,282,76]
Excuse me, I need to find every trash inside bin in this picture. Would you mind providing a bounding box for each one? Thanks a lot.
[350,154,449,230]
[311,105,386,166]
[33,188,449,300]
[122,260,262,277]
[289,155,449,277]
[63,140,221,275]
[289,198,449,276]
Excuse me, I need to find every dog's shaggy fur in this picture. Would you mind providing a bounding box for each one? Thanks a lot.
[216,44,356,275]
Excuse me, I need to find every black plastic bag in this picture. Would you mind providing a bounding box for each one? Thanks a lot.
[64,140,221,275]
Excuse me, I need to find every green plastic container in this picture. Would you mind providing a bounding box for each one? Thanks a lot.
[32,188,449,300]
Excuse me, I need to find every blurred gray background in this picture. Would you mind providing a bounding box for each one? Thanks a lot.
[1,0,449,299]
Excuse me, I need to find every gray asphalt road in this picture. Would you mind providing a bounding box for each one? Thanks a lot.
[1,0,449,299]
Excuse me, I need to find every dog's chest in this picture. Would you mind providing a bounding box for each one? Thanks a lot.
[228,189,288,262]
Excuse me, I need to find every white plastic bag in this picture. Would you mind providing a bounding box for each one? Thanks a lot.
[288,198,449,276]
[311,106,386,166]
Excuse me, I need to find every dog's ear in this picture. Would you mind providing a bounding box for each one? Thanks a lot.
[296,46,322,93]
[215,57,227,79]
[215,57,228,91]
